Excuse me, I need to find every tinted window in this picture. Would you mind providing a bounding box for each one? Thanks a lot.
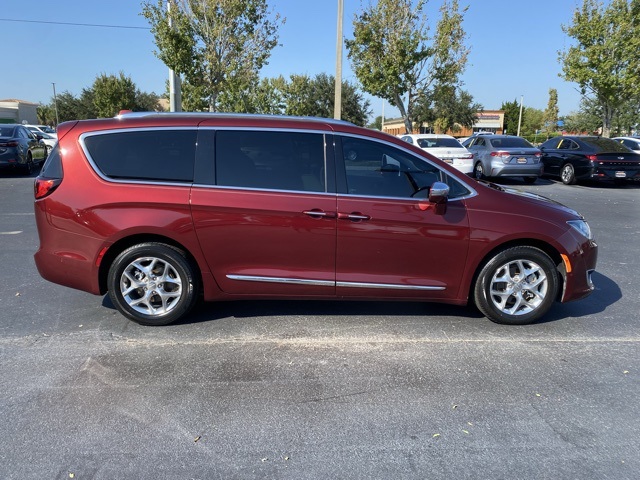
[581,137,632,153]
[416,138,463,148]
[489,137,533,148]
[0,126,16,137]
[341,137,444,198]
[215,130,326,192]
[84,130,197,182]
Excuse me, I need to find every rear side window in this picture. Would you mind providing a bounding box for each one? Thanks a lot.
[83,129,197,182]
[215,130,326,192]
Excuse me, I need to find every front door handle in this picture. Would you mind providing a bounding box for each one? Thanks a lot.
[338,212,371,222]
[303,209,337,219]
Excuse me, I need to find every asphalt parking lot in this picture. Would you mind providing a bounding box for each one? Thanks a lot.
[1,171,639,479]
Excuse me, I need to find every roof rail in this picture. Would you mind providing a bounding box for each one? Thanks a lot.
[113,111,355,126]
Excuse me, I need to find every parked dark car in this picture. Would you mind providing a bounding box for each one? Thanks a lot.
[34,113,597,326]
[0,124,47,174]
[461,135,542,183]
[539,136,640,184]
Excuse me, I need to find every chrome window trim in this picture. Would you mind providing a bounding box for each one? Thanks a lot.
[191,183,336,197]
[227,274,445,291]
[336,132,478,201]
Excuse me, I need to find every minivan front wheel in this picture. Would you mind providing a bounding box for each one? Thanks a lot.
[473,246,558,325]
[107,242,199,326]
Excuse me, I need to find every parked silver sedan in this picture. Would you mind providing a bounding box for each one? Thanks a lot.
[462,135,542,184]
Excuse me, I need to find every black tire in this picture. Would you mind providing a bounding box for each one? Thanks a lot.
[523,176,537,184]
[473,246,559,325]
[561,163,577,185]
[474,161,485,180]
[23,152,34,175]
[107,242,199,326]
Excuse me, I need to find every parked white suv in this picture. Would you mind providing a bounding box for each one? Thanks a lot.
[400,134,473,174]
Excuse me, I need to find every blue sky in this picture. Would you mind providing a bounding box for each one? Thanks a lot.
[1,0,584,119]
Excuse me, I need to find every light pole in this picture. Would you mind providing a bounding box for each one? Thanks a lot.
[334,0,343,120]
[52,82,59,126]
[167,0,182,112]
[517,95,524,137]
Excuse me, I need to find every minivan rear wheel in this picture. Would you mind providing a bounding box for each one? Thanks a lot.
[473,246,558,325]
[107,242,199,326]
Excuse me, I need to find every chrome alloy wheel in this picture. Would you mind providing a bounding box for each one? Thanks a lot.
[120,256,183,316]
[488,259,548,316]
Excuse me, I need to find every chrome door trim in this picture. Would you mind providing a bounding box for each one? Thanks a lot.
[226,274,334,287]
[227,274,445,291]
[337,281,445,291]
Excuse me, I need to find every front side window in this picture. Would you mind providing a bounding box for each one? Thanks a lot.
[83,129,197,182]
[215,130,326,193]
[341,137,446,198]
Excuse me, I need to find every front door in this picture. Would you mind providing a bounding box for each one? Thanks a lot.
[334,136,471,301]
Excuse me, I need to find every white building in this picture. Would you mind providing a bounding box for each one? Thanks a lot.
[0,99,39,125]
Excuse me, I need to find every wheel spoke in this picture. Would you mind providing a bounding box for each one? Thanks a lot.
[489,258,549,316]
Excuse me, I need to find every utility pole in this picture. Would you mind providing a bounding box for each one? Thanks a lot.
[52,83,59,126]
[167,0,182,112]
[334,0,343,120]
[517,95,524,137]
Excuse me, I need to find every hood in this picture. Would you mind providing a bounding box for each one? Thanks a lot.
[477,180,582,218]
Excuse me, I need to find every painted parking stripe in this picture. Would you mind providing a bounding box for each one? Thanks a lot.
[0,231,22,235]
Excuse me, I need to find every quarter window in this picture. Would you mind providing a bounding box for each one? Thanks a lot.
[83,130,197,182]
[215,130,326,192]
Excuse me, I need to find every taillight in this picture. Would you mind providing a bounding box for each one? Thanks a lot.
[34,177,62,199]
[534,152,541,158]
[586,154,597,161]
[490,151,510,158]
[0,140,19,147]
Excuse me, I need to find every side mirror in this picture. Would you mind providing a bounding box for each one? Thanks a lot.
[429,181,449,215]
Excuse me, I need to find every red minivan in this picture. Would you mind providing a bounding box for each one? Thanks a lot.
[34,113,597,326]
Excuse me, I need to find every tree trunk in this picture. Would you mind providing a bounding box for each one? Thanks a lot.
[393,92,412,134]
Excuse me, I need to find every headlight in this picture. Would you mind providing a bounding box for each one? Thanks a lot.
[567,219,593,240]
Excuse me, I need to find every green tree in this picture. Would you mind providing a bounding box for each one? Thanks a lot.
[37,104,56,126]
[562,97,602,134]
[346,0,470,134]
[92,72,137,118]
[135,90,161,111]
[368,115,383,131]
[559,0,640,137]
[414,85,482,134]
[500,99,520,135]
[521,107,544,137]
[542,88,559,136]
[282,73,371,126]
[142,0,283,112]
